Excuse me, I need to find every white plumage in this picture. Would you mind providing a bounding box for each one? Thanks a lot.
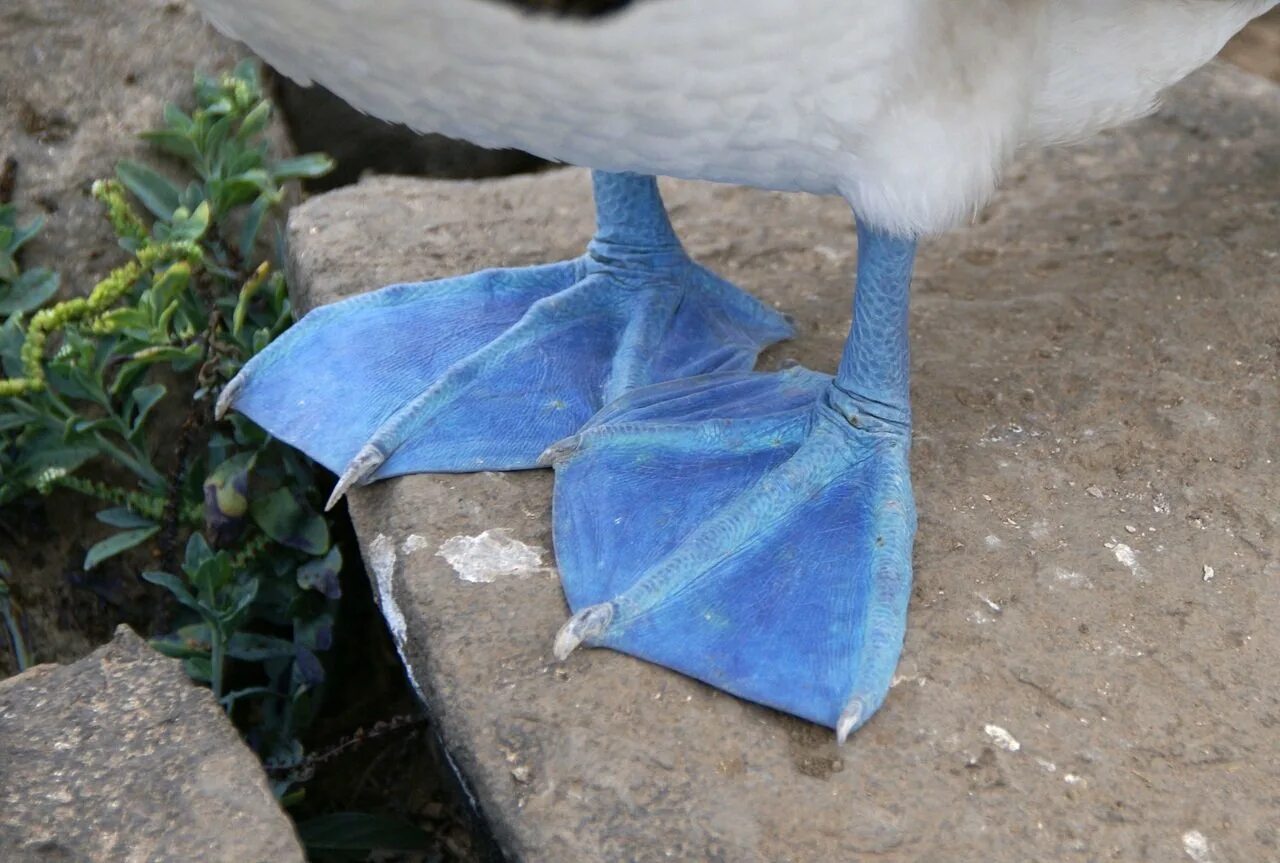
[193,0,1274,235]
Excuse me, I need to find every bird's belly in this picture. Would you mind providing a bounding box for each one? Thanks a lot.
[430,69,850,196]
[195,0,900,195]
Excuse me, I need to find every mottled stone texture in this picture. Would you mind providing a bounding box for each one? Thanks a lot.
[285,64,1277,862]
[0,626,304,863]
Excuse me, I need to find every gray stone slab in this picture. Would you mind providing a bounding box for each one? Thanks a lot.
[0,626,305,863]
[284,64,1278,862]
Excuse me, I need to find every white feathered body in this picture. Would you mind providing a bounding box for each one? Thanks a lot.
[194,0,1274,235]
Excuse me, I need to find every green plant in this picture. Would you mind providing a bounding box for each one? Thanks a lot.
[0,203,60,318]
[0,557,33,673]
[0,60,338,787]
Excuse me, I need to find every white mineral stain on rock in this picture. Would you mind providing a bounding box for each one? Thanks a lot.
[890,673,928,689]
[401,534,430,555]
[1182,830,1213,863]
[371,535,430,701]
[368,534,406,647]
[984,724,1021,752]
[1054,567,1091,588]
[437,529,546,583]
[1112,543,1143,578]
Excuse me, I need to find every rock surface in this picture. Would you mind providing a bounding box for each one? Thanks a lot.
[285,64,1278,862]
[0,626,305,863]
[1223,8,1280,82]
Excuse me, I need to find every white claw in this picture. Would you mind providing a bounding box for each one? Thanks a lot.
[536,435,580,468]
[553,603,614,661]
[836,697,865,745]
[325,444,386,511]
[214,374,245,421]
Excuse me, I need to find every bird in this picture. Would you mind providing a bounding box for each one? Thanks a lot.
[195,0,1277,742]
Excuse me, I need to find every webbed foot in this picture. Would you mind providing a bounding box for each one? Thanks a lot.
[546,369,915,739]
[217,172,791,501]
[546,219,921,740]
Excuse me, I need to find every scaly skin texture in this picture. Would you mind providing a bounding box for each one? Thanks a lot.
[549,225,919,737]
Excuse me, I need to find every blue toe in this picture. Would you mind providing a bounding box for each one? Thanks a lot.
[230,262,580,475]
[549,369,916,733]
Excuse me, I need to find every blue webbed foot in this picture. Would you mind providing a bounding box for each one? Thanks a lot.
[546,368,915,739]
[547,219,921,740]
[215,172,791,504]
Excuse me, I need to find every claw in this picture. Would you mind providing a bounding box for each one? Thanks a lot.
[536,434,581,468]
[325,443,386,511]
[836,696,865,745]
[553,602,614,661]
[215,373,245,421]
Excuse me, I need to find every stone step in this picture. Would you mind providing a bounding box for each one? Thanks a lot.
[0,627,305,862]
[283,64,1279,863]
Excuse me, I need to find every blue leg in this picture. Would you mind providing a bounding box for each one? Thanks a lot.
[216,172,792,506]
[547,220,917,741]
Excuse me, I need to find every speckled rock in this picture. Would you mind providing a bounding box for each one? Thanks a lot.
[0,626,305,863]
[284,64,1278,862]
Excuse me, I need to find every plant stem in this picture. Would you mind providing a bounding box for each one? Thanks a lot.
[0,578,33,672]
[210,626,225,703]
